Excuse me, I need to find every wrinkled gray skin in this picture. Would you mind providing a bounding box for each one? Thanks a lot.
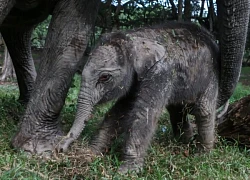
[0,0,50,104]
[56,21,243,173]
[0,0,99,106]
[0,0,99,153]
[0,1,99,106]
[1,0,248,160]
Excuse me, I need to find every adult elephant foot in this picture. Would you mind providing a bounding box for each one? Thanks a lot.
[12,127,63,154]
[11,77,68,154]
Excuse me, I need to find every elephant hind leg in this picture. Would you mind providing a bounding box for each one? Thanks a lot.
[1,26,37,104]
[167,105,194,144]
[193,84,218,151]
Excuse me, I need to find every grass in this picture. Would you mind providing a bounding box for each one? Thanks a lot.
[0,68,250,179]
[239,67,250,86]
[240,66,250,75]
[230,83,250,103]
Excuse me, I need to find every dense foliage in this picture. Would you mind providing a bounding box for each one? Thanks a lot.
[30,0,214,48]
[31,16,51,48]
[30,0,250,57]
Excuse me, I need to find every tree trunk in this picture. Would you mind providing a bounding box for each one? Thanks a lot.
[101,0,113,33]
[183,0,191,21]
[199,0,205,18]
[169,0,178,20]
[208,0,214,32]
[113,0,121,30]
[0,44,15,81]
[178,0,183,22]
[217,95,250,147]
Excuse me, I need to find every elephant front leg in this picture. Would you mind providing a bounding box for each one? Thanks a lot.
[90,94,135,155]
[11,0,100,154]
[1,26,37,104]
[117,62,172,173]
[118,91,165,173]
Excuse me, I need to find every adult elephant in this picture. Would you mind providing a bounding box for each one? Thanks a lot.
[0,0,51,104]
[0,0,100,153]
[4,0,250,154]
[0,0,99,104]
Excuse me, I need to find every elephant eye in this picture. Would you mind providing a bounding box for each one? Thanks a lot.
[98,74,112,83]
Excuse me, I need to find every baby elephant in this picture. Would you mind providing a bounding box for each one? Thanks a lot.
[57,22,220,173]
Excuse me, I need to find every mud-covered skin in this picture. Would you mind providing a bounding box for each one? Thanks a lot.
[56,22,220,172]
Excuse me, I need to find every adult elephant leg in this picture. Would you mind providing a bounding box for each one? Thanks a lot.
[12,0,100,154]
[1,26,36,104]
[167,105,193,143]
[0,0,15,24]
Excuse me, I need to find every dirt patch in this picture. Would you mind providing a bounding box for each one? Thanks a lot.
[34,142,101,179]
[0,81,17,86]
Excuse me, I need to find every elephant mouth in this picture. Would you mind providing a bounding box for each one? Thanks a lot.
[97,95,112,105]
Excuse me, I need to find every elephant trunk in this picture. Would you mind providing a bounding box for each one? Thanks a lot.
[66,84,96,141]
[217,0,250,106]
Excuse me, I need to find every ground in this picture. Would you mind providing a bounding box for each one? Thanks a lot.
[240,66,250,86]
[0,51,250,178]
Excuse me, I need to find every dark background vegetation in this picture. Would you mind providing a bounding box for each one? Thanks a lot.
[1,0,250,68]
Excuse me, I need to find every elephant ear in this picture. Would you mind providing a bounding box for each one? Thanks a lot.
[129,37,166,80]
